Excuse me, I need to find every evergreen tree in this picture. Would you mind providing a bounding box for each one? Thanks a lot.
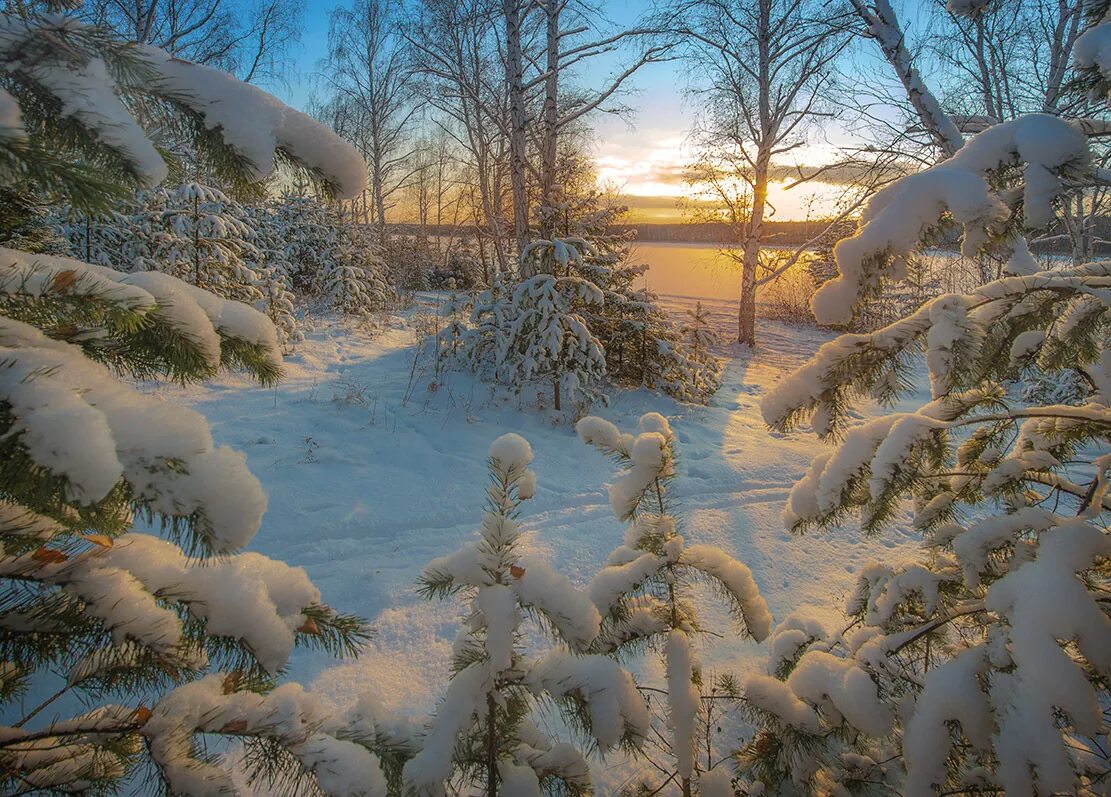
[327,219,390,318]
[271,193,342,296]
[136,182,263,303]
[745,65,1111,793]
[505,259,607,412]
[577,413,772,796]
[539,185,724,403]
[405,433,650,796]
[245,202,303,349]
[454,272,515,383]
[0,7,381,793]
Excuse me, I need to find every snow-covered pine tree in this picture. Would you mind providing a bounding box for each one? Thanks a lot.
[434,283,471,365]
[577,413,772,796]
[455,271,515,382]
[137,182,263,303]
[539,187,724,403]
[671,302,725,404]
[326,217,390,318]
[271,192,342,296]
[505,253,607,411]
[52,205,133,268]
[0,8,389,794]
[746,57,1111,794]
[245,202,303,349]
[405,433,650,796]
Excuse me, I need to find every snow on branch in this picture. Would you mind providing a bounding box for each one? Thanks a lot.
[811,115,1090,327]
[143,47,367,199]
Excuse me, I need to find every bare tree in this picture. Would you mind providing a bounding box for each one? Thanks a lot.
[673,0,850,347]
[321,0,418,242]
[408,0,515,274]
[503,0,531,262]
[528,1,674,252]
[81,0,302,84]
[846,0,964,158]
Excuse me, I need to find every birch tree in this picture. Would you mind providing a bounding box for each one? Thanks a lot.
[673,0,850,347]
[322,0,418,242]
[528,1,674,253]
[409,0,514,274]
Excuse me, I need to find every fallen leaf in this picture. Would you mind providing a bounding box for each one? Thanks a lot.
[80,533,113,549]
[51,270,77,292]
[132,706,153,725]
[510,565,526,579]
[219,719,248,734]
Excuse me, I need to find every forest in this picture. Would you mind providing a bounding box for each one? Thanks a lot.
[0,0,1109,796]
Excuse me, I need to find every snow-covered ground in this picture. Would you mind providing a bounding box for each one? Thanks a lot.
[154,294,925,783]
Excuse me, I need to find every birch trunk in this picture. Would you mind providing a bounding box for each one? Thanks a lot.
[539,0,560,245]
[503,0,531,273]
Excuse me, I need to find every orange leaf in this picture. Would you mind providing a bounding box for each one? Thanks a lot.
[79,533,113,549]
[219,719,248,734]
[222,671,242,695]
[297,617,320,635]
[51,270,77,292]
[132,706,153,725]
[32,547,68,564]
[509,565,526,579]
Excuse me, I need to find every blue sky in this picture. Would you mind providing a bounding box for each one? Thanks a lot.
[273,1,932,218]
[276,0,691,182]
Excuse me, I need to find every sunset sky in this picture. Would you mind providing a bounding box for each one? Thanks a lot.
[278,0,911,223]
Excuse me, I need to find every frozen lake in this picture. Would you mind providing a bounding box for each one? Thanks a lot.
[631,241,744,301]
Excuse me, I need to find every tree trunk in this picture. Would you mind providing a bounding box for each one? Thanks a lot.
[486,692,498,797]
[553,378,561,411]
[738,157,769,347]
[538,0,560,244]
[848,0,963,158]
[193,194,202,288]
[503,0,531,273]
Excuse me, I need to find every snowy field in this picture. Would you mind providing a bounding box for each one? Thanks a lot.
[153,295,925,786]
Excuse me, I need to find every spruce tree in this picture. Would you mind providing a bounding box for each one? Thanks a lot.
[0,7,383,793]
[743,31,1111,793]
[577,413,772,796]
[405,433,650,796]
[136,182,263,303]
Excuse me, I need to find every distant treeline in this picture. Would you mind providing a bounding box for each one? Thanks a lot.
[386,221,835,245]
[385,221,1111,254]
[612,221,832,244]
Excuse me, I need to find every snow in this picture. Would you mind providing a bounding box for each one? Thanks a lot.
[488,432,533,471]
[511,558,600,649]
[744,674,821,733]
[811,116,1089,326]
[142,47,367,199]
[145,675,388,797]
[665,628,700,780]
[142,299,925,791]
[1074,20,1111,93]
[903,646,993,796]
[984,520,1111,795]
[681,544,772,641]
[526,651,650,749]
[786,651,893,737]
[0,308,269,552]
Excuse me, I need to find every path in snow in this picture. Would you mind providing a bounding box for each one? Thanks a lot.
[162,297,923,769]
